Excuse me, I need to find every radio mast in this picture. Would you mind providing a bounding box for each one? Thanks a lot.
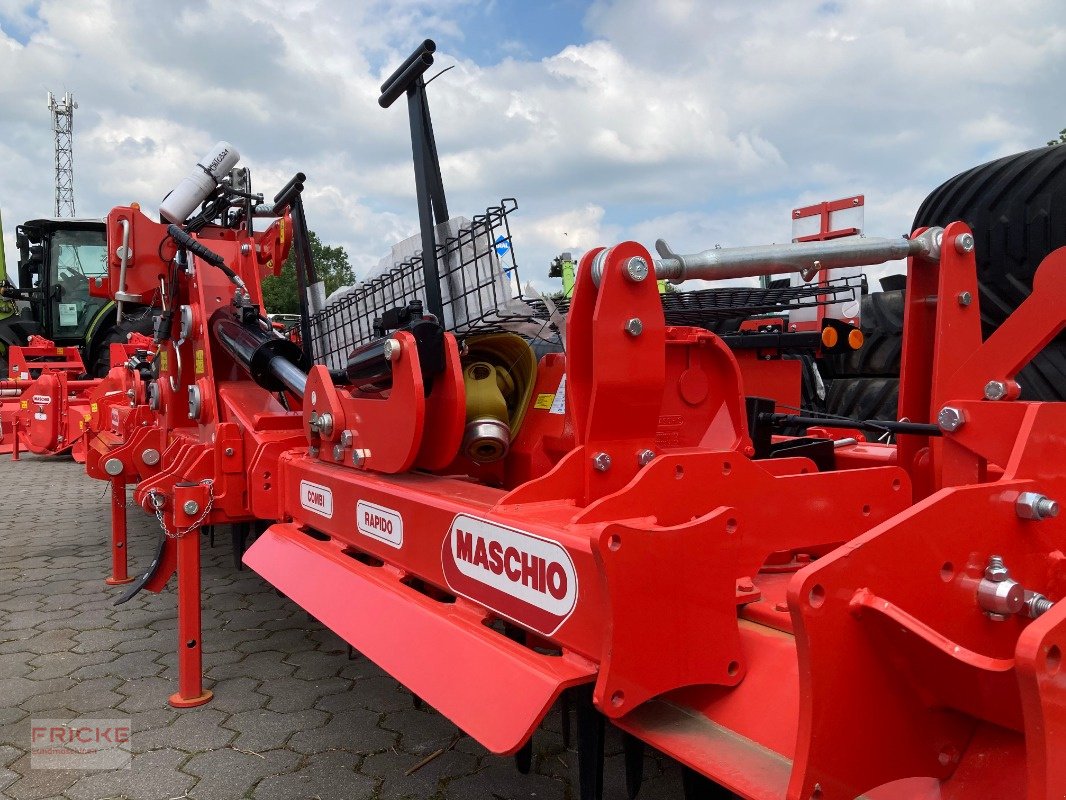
[47,91,77,217]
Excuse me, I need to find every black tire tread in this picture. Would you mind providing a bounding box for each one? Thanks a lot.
[824,377,899,423]
[913,144,1066,400]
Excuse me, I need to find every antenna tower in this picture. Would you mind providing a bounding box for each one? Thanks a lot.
[47,91,77,217]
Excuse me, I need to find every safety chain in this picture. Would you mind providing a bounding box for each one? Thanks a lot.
[142,479,215,539]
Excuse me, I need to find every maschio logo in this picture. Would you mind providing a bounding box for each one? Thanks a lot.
[32,395,51,405]
[441,514,578,635]
[356,500,403,548]
[300,480,333,519]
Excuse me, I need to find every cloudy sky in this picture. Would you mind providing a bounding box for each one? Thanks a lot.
[1,0,1063,294]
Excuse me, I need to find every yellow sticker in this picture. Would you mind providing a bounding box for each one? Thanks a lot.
[279,217,286,245]
[90,403,98,413]
[56,347,64,355]
[195,349,205,375]
[79,420,85,430]
[84,413,91,422]
[160,350,168,372]
[534,393,554,410]
[19,400,27,410]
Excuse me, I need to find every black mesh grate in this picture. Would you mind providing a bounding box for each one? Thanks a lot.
[305,198,861,369]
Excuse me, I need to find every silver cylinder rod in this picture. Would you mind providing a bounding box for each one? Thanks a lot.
[653,227,942,284]
[269,356,308,399]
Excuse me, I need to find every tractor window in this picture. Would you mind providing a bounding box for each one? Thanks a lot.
[49,228,109,341]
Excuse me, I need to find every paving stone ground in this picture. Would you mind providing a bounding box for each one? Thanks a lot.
[0,455,685,799]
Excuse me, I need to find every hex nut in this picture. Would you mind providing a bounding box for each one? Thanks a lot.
[984,380,1008,401]
[1016,492,1060,521]
[592,452,612,472]
[637,449,655,466]
[937,406,965,432]
[954,233,975,254]
[624,318,644,336]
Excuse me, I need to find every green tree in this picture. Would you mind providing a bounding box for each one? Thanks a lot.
[1048,128,1066,146]
[261,230,356,314]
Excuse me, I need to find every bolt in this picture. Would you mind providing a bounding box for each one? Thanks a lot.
[141,448,160,466]
[637,448,655,466]
[623,256,649,283]
[624,318,643,336]
[224,447,234,457]
[103,457,124,477]
[340,430,354,448]
[241,243,251,255]
[984,380,1008,401]
[985,555,1009,581]
[182,499,199,516]
[1016,491,1060,520]
[1026,590,1055,618]
[308,445,320,457]
[957,291,973,307]
[353,448,369,467]
[383,338,402,361]
[592,452,612,472]
[954,233,975,254]
[332,443,344,460]
[937,406,966,432]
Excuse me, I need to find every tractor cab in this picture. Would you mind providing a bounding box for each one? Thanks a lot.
[14,218,111,346]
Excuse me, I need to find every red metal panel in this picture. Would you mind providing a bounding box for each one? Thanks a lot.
[244,522,595,754]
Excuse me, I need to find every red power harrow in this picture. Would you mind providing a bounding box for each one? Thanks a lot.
[0,335,147,461]
[79,40,1066,800]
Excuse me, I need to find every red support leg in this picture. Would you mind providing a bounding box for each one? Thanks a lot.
[11,420,19,461]
[168,527,212,708]
[105,481,134,585]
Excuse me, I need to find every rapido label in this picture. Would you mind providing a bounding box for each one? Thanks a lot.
[300,480,333,519]
[356,501,403,548]
[441,514,578,635]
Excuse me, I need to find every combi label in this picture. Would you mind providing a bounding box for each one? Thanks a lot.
[356,501,403,548]
[441,514,578,635]
[300,480,333,519]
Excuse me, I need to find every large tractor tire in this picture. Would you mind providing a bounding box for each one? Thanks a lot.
[825,377,899,429]
[913,144,1066,400]
[88,311,158,378]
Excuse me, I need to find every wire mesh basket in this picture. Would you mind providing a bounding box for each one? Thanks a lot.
[306,198,863,369]
[308,199,540,369]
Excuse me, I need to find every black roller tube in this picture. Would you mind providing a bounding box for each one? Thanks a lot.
[380,39,436,92]
[379,52,434,108]
[211,310,306,396]
[765,413,942,437]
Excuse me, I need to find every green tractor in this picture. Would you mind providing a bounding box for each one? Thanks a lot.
[0,211,140,378]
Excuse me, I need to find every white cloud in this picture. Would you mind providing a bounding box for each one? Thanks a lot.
[1,0,1063,300]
